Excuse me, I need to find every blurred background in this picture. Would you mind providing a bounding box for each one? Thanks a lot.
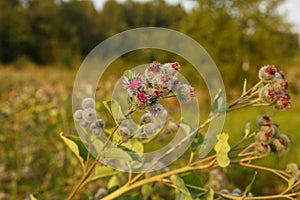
[0,0,299,199]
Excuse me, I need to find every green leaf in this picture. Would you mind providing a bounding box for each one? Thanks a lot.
[124,70,134,80]
[288,178,296,188]
[29,194,37,200]
[200,188,214,200]
[190,132,204,152]
[245,121,251,138]
[88,166,118,183]
[103,100,112,114]
[60,132,88,169]
[244,171,257,195]
[243,79,247,95]
[171,175,193,200]
[214,132,231,168]
[111,100,126,123]
[211,89,226,115]
[179,171,203,198]
[107,175,120,193]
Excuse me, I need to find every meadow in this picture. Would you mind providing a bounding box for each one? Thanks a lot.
[0,57,299,199]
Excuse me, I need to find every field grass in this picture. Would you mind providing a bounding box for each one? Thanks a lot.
[0,62,299,199]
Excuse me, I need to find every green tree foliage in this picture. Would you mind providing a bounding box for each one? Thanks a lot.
[0,0,298,72]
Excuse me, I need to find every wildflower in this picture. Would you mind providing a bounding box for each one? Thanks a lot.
[79,120,89,128]
[274,92,291,110]
[140,113,153,124]
[122,72,143,94]
[259,86,277,104]
[145,61,161,81]
[82,97,96,109]
[73,109,83,121]
[258,65,277,83]
[256,116,271,127]
[254,143,271,156]
[143,123,157,137]
[137,92,147,103]
[82,108,97,122]
[286,163,299,179]
[175,83,195,103]
[270,134,290,154]
[255,130,273,144]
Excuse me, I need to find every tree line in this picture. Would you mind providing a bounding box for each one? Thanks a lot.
[0,0,298,70]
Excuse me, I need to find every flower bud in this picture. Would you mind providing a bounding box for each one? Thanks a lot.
[232,188,242,196]
[259,86,277,104]
[73,109,83,122]
[140,113,153,124]
[270,134,290,154]
[82,97,95,109]
[254,143,271,156]
[143,123,157,137]
[82,108,97,122]
[258,65,277,83]
[256,116,271,127]
[79,120,89,128]
[118,126,130,137]
[286,163,299,178]
[274,93,291,110]
[255,130,273,144]
[95,119,105,129]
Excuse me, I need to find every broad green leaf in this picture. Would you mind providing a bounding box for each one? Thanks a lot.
[211,89,226,115]
[171,175,193,200]
[214,133,231,168]
[111,100,126,123]
[124,70,134,80]
[190,132,204,152]
[121,138,144,154]
[244,121,251,138]
[244,171,257,195]
[243,79,247,95]
[29,194,37,200]
[60,132,88,169]
[179,171,203,198]
[201,188,214,200]
[107,175,120,193]
[103,100,112,114]
[288,178,296,188]
[88,166,118,182]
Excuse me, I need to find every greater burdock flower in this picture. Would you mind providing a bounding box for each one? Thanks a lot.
[274,92,291,110]
[256,116,271,127]
[79,120,89,128]
[258,65,277,83]
[140,113,153,124]
[255,130,273,144]
[73,109,83,122]
[259,86,277,104]
[82,108,97,122]
[286,163,299,179]
[82,97,96,109]
[270,134,290,154]
[254,143,271,156]
[175,83,195,103]
[143,123,157,137]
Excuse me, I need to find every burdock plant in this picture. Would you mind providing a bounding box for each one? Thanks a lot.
[60,62,298,200]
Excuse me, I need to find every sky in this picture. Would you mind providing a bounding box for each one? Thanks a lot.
[92,0,300,32]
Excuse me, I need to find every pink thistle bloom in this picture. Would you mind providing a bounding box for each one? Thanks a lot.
[171,62,180,71]
[129,78,141,92]
[137,92,147,104]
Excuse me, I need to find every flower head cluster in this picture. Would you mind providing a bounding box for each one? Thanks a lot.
[255,116,290,155]
[258,65,291,110]
[123,61,195,112]
[73,97,105,135]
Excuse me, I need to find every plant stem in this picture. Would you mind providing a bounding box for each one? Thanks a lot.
[67,125,120,200]
[102,160,217,200]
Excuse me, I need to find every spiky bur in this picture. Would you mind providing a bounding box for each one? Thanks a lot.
[73,97,105,135]
[228,65,291,111]
[254,116,290,156]
[122,61,195,113]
